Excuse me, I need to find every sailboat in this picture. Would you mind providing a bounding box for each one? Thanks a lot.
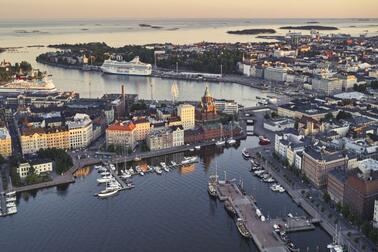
[227,122,236,145]
[216,124,226,146]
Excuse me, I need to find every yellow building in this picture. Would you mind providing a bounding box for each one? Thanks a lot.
[20,127,70,154]
[133,118,151,141]
[177,104,195,130]
[0,127,12,158]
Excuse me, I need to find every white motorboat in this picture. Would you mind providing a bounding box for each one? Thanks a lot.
[7,207,17,215]
[163,165,170,172]
[97,176,112,183]
[98,167,107,173]
[170,161,177,166]
[100,171,110,176]
[227,138,236,145]
[215,140,226,146]
[109,164,116,171]
[128,168,135,175]
[6,202,16,208]
[242,148,250,159]
[182,156,198,165]
[194,145,201,150]
[94,165,103,170]
[6,197,16,202]
[155,166,163,175]
[6,191,16,197]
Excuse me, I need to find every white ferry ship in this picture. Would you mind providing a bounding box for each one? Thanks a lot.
[100,56,152,76]
[0,78,57,94]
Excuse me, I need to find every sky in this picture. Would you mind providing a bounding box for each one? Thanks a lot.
[0,0,377,20]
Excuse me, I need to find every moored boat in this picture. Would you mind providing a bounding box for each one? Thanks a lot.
[97,188,119,198]
[224,200,236,216]
[259,136,271,145]
[236,218,252,238]
[207,183,217,198]
[241,148,250,159]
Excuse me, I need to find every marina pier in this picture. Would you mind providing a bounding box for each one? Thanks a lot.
[216,181,288,252]
[215,180,317,252]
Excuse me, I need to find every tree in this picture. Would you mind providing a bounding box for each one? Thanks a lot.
[19,61,32,72]
[323,192,331,203]
[336,111,352,121]
[0,154,5,164]
[324,112,334,121]
[371,80,378,89]
[10,166,22,187]
[353,83,367,92]
[37,148,73,174]
[294,121,299,129]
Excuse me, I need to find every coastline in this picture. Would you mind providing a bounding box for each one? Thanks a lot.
[36,58,274,92]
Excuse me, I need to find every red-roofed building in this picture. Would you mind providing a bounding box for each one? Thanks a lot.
[106,121,136,150]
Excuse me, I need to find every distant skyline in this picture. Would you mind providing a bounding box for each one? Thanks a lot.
[0,0,378,20]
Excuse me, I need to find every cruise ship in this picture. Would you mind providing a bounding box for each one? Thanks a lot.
[0,78,57,94]
[100,57,152,76]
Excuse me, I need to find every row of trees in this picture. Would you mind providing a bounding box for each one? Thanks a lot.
[353,80,378,93]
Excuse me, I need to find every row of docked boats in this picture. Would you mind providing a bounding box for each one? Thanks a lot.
[95,165,123,198]
[0,191,17,216]
[249,160,286,192]
[273,225,300,252]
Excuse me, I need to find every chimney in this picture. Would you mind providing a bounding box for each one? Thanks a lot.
[121,85,126,118]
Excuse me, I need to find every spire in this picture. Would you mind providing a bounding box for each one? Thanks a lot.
[204,84,211,97]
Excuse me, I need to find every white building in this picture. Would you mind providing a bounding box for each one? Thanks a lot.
[312,77,342,95]
[66,113,93,149]
[273,49,297,58]
[264,67,288,82]
[171,126,184,147]
[294,152,303,170]
[177,104,195,130]
[264,118,295,132]
[17,160,53,179]
[214,100,239,115]
[374,200,378,228]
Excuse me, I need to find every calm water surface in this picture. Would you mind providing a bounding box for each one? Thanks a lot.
[0,137,331,251]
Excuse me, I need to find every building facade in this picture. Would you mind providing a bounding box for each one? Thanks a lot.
[133,117,151,141]
[20,127,70,154]
[106,121,136,151]
[0,127,12,158]
[66,113,93,149]
[17,159,53,179]
[177,104,195,130]
[302,147,348,188]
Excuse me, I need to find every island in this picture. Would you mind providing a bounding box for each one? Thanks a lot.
[227,29,276,35]
[279,25,338,30]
